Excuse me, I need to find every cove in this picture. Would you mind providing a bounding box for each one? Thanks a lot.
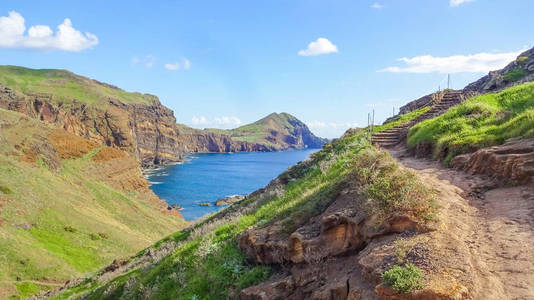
[146,149,319,220]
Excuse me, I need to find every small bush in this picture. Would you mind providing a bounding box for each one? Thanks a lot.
[517,56,529,65]
[382,264,424,293]
[353,149,437,221]
[64,226,77,233]
[98,232,109,239]
[90,233,100,240]
[0,185,12,194]
[503,68,527,82]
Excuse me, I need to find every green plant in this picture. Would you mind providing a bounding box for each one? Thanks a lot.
[0,185,12,194]
[517,56,529,65]
[373,107,430,133]
[64,226,77,233]
[98,232,109,239]
[382,264,424,293]
[503,68,527,82]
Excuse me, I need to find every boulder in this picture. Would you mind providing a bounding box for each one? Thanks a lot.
[214,195,245,206]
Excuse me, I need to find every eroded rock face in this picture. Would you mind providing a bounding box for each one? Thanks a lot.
[0,85,186,168]
[451,139,534,186]
[237,186,434,300]
[178,132,274,153]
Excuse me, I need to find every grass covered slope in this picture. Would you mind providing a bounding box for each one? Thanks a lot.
[52,129,436,299]
[0,109,184,299]
[408,81,534,163]
[0,66,154,105]
[373,106,430,133]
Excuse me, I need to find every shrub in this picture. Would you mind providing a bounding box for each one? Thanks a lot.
[90,233,100,240]
[0,185,12,194]
[98,232,109,239]
[352,149,437,221]
[64,226,77,233]
[503,68,527,82]
[382,264,424,293]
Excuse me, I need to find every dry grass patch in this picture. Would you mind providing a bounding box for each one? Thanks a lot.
[48,129,99,159]
[92,147,128,162]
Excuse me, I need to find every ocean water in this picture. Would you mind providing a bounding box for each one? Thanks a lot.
[146,149,319,220]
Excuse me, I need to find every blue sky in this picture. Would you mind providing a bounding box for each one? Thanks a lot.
[0,0,532,138]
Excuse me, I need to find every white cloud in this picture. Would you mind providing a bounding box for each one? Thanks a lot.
[191,116,242,129]
[164,62,180,70]
[450,0,474,7]
[298,37,338,56]
[371,3,384,9]
[0,11,98,51]
[164,58,191,71]
[307,121,358,139]
[379,49,526,74]
[132,55,156,68]
[191,116,209,126]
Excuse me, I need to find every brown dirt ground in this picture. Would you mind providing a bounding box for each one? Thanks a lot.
[389,146,534,300]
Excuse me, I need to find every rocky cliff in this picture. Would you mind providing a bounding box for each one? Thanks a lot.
[0,67,186,168]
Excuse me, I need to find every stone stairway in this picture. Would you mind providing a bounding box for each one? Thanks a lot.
[372,90,464,147]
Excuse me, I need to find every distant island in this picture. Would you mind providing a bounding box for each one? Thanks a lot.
[177,112,328,153]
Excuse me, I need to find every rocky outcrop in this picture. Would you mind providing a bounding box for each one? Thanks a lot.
[0,84,186,168]
[464,47,534,94]
[238,183,435,300]
[178,131,274,153]
[215,195,245,206]
[450,138,534,186]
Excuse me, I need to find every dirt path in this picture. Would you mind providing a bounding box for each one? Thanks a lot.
[389,147,534,300]
[0,280,64,287]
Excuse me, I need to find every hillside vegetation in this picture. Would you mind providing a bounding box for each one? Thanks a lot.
[51,129,436,299]
[408,81,534,164]
[0,66,154,105]
[0,109,184,299]
[177,112,327,152]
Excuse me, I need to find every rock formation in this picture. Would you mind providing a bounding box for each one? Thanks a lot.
[0,83,186,168]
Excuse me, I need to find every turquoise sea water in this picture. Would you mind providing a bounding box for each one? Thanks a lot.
[146,149,318,220]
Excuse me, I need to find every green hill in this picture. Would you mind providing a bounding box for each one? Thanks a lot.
[408,81,534,164]
[0,109,185,299]
[178,112,328,152]
[0,66,155,105]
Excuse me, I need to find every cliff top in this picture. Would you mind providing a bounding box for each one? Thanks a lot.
[0,65,156,105]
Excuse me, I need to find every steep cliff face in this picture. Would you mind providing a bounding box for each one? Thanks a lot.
[177,130,274,152]
[0,68,186,168]
[177,112,328,153]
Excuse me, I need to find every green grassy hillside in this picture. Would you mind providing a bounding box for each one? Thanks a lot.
[52,129,435,299]
[0,109,185,299]
[0,66,154,105]
[408,81,534,164]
